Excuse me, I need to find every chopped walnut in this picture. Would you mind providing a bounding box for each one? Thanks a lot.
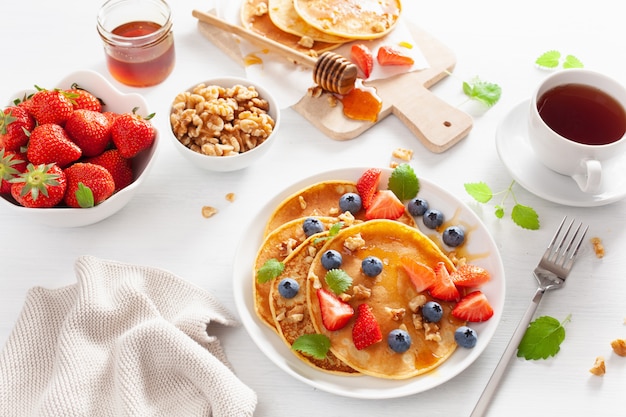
[352,284,372,300]
[392,147,414,161]
[589,356,606,376]
[591,237,605,258]
[408,295,428,312]
[201,206,218,218]
[225,192,236,202]
[338,210,356,227]
[338,293,352,302]
[610,339,626,356]
[307,85,324,98]
[298,36,314,48]
[298,195,307,210]
[412,312,423,330]
[385,307,406,321]
[344,233,365,251]
[311,274,322,289]
[424,322,442,342]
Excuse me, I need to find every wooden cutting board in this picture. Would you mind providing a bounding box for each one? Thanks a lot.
[197,15,472,153]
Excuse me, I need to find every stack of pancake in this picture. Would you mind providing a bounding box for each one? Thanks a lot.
[253,177,465,380]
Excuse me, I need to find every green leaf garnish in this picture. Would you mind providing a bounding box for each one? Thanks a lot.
[324,269,352,294]
[462,77,502,107]
[563,54,584,69]
[464,182,492,203]
[313,222,344,245]
[535,50,583,69]
[256,258,284,283]
[76,182,95,208]
[464,180,540,229]
[517,315,571,360]
[388,163,419,200]
[292,334,331,359]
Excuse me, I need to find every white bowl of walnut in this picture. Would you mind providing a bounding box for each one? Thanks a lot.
[169,77,280,172]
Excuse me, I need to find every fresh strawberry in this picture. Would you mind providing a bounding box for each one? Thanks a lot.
[29,89,74,126]
[352,303,382,350]
[451,264,491,288]
[85,149,133,192]
[63,162,115,208]
[317,288,354,331]
[65,84,102,112]
[65,109,112,157]
[377,46,415,66]
[365,189,405,220]
[429,262,460,301]
[0,106,35,152]
[451,290,494,322]
[350,44,374,79]
[0,149,27,194]
[400,257,436,292]
[356,168,381,209]
[10,163,67,208]
[110,108,155,158]
[27,124,82,167]
[102,111,119,127]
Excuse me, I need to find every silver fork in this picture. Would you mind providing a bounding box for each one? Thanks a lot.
[470,217,588,417]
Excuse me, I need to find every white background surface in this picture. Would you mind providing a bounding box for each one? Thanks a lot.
[1,0,625,416]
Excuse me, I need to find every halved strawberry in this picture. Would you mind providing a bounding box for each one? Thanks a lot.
[356,168,381,209]
[451,264,491,288]
[365,189,405,220]
[350,44,374,79]
[451,290,494,322]
[400,257,435,292]
[352,304,382,350]
[377,46,415,66]
[317,288,354,331]
[429,262,460,301]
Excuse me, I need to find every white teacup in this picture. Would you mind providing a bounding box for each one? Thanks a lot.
[528,69,626,194]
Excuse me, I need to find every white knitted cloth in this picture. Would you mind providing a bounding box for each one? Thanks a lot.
[0,256,257,417]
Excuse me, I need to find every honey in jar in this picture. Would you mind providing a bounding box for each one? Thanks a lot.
[97,0,175,87]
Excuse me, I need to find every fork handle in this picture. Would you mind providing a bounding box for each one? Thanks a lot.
[469,288,544,417]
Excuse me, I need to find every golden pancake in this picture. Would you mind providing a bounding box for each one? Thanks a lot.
[241,0,341,55]
[306,219,465,379]
[263,180,416,238]
[267,0,348,43]
[269,235,358,374]
[293,0,402,40]
[254,216,345,329]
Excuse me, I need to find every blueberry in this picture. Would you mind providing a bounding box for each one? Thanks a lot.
[339,192,362,214]
[388,329,412,353]
[442,225,465,247]
[422,301,443,323]
[407,197,429,217]
[361,256,383,277]
[454,326,478,348]
[321,249,342,270]
[423,209,444,229]
[302,217,324,237]
[278,278,300,299]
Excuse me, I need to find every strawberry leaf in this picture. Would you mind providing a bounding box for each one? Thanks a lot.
[517,315,570,360]
[75,182,95,208]
[325,269,353,294]
[257,258,284,283]
[388,163,419,200]
[292,334,331,359]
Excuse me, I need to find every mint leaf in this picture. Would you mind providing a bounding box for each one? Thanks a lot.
[292,334,331,359]
[325,269,352,294]
[517,315,570,360]
[462,77,502,107]
[511,204,540,230]
[535,50,561,69]
[256,258,284,283]
[563,54,584,69]
[313,222,344,244]
[388,163,419,200]
[494,205,504,219]
[464,182,492,203]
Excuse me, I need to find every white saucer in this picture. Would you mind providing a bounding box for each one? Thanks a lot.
[496,100,626,207]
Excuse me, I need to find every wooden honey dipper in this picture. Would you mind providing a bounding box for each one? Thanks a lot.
[192,9,358,95]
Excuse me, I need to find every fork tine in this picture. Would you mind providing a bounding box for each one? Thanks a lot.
[544,217,588,272]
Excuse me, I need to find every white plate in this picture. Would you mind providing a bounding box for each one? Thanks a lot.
[233,167,505,399]
[496,100,626,207]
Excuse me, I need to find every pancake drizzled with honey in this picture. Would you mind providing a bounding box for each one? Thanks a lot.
[267,0,349,44]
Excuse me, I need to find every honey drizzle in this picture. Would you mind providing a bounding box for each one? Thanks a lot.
[338,78,382,123]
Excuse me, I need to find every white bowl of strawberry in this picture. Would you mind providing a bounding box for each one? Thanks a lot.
[168,77,280,172]
[0,70,159,227]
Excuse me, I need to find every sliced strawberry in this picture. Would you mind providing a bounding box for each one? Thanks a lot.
[356,168,381,209]
[429,262,460,301]
[352,304,382,350]
[377,46,415,66]
[451,264,491,288]
[400,257,435,292]
[350,44,374,79]
[452,290,494,322]
[365,189,405,220]
[317,288,354,331]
